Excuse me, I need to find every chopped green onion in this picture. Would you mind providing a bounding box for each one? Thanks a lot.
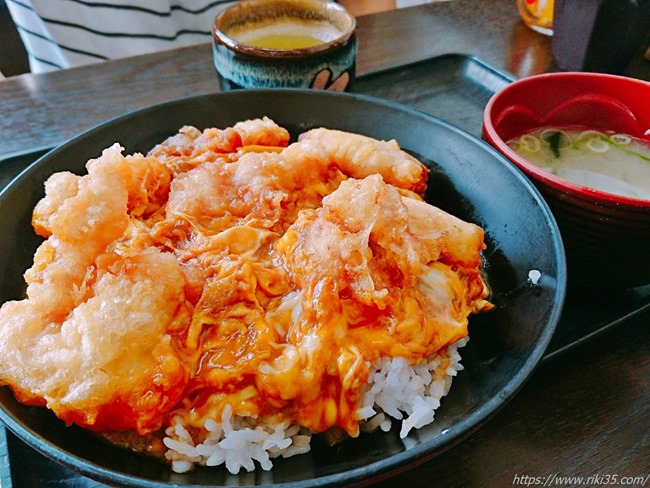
[586,137,609,153]
[577,130,606,141]
[610,133,632,145]
[507,140,522,152]
[519,134,541,153]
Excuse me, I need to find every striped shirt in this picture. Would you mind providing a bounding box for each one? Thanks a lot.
[6,0,235,73]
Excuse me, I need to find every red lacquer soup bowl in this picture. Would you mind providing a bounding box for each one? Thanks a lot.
[483,72,650,290]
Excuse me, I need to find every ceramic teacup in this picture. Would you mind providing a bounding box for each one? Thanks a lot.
[212,0,357,91]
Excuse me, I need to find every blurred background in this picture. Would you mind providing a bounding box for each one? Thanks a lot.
[0,0,448,78]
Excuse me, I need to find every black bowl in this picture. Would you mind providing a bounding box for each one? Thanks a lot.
[0,90,566,487]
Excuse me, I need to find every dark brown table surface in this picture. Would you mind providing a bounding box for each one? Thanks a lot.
[1,1,649,487]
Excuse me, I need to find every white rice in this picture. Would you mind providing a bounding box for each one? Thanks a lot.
[163,337,468,474]
[163,406,312,475]
[358,336,467,439]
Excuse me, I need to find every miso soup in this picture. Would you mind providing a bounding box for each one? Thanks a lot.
[508,127,650,200]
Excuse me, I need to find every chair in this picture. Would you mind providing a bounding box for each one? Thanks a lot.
[0,0,30,77]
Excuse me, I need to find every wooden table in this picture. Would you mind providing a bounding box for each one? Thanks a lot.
[1,1,649,486]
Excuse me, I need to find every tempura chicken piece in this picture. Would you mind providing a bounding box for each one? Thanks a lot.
[33,145,171,239]
[165,149,346,234]
[166,152,291,232]
[279,175,418,310]
[148,118,290,174]
[267,175,491,434]
[402,197,485,268]
[233,117,290,147]
[147,125,243,173]
[0,144,191,434]
[279,174,486,312]
[283,128,429,194]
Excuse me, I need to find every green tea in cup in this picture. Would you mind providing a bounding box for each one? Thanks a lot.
[227,15,344,49]
[212,0,356,91]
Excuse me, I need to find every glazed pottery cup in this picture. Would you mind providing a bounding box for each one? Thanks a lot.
[212,0,356,91]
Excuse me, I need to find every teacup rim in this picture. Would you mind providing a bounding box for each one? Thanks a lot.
[212,0,356,59]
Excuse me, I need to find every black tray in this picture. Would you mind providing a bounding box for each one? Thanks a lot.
[2,54,649,487]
